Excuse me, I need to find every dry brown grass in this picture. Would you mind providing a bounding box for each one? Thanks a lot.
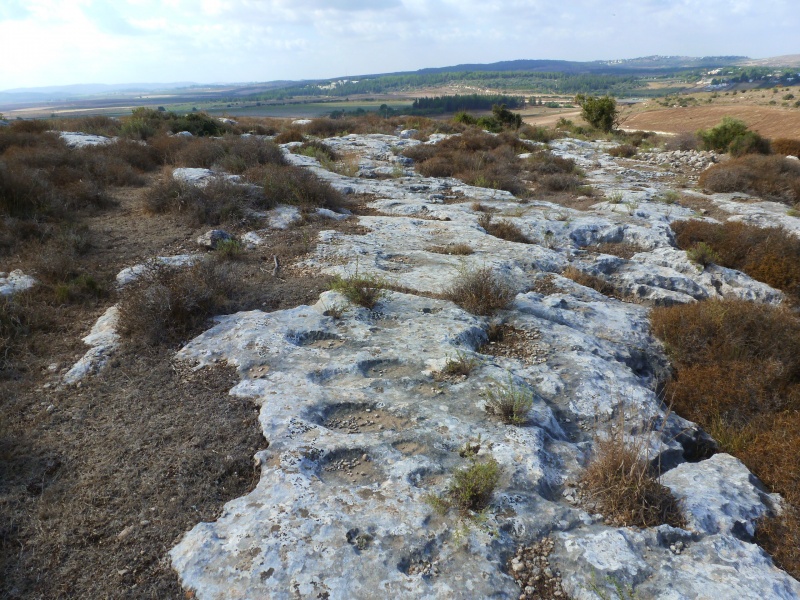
[591,241,647,259]
[580,426,685,528]
[143,176,261,225]
[478,213,531,243]
[117,260,235,345]
[771,138,800,157]
[651,299,800,577]
[608,144,638,158]
[426,243,474,255]
[562,266,618,297]
[698,154,800,204]
[671,220,800,301]
[445,266,516,315]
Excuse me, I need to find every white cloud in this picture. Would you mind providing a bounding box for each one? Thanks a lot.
[0,0,798,88]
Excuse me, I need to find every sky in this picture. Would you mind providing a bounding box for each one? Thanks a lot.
[0,0,798,90]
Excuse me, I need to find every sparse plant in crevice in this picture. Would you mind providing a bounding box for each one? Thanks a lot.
[562,266,618,297]
[579,422,685,529]
[213,238,245,260]
[444,265,516,316]
[477,213,531,244]
[436,351,479,380]
[428,457,502,516]
[329,272,387,309]
[483,375,534,425]
[427,243,474,256]
[686,241,720,268]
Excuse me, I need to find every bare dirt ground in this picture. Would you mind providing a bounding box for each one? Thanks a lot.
[0,173,366,598]
[623,105,800,138]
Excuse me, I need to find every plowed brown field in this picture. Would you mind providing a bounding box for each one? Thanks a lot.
[624,106,800,139]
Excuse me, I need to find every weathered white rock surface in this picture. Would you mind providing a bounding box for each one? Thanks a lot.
[58,131,114,147]
[63,306,120,385]
[197,229,233,249]
[163,133,800,599]
[0,269,36,295]
[661,453,782,538]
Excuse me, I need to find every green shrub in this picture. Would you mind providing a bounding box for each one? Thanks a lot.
[686,241,720,267]
[698,117,769,155]
[447,458,502,513]
[574,94,619,132]
[484,376,533,425]
[329,272,386,309]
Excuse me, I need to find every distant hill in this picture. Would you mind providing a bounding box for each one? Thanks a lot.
[408,56,747,76]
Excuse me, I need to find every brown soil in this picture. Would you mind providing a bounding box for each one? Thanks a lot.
[624,105,800,139]
[1,170,367,598]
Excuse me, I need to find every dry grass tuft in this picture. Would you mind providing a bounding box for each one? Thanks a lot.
[562,266,618,297]
[580,427,685,528]
[608,144,638,158]
[591,241,647,259]
[771,138,800,157]
[477,213,531,243]
[445,266,516,315]
[427,243,474,256]
[484,376,533,425]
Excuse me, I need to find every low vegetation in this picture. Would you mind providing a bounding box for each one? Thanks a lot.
[426,243,474,256]
[697,117,770,156]
[329,272,387,309]
[651,299,800,576]
[562,266,619,297]
[477,213,531,243]
[484,377,534,425]
[580,425,685,528]
[431,457,502,515]
[444,266,516,315]
[771,138,800,157]
[402,129,531,196]
[698,153,800,204]
[118,260,235,345]
[671,220,800,300]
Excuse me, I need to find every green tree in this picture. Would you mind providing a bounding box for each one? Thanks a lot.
[574,94,619,132]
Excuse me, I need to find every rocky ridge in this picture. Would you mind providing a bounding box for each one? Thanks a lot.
[60,131,800,599]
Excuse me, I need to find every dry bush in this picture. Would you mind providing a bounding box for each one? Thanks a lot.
[608,144,638,158]
[651,299,800,577]
[541,173,583,192]
[519,124,559,143]
[445,266,516,315]
[478,213,531,243]
[524,150,585,193]
[274,128,304,144]
[402,129,531,196]
[671,220,800,300]
[118,260,234,345]
[698,154,800,204]
[245,163,345,209]
[0,295,28,371]
[663,131,699,152]
[772,138,800,157]
[143,176,260,225]
[562,266,618,296]
[580,427,685,528]
[51,115,122,137]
